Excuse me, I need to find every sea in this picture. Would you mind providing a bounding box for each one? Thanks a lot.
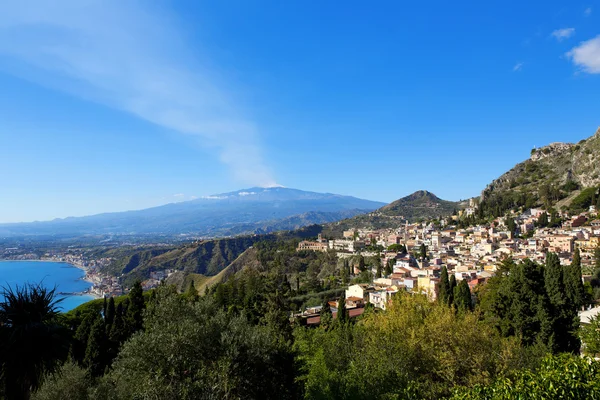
[0,261,96,312]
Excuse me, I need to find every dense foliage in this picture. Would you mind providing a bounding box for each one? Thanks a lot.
[2,245,598,399]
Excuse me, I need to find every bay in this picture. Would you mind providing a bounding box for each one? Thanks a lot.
[0,261,96,311]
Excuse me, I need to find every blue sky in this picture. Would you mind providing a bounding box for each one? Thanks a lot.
[0,0,599,223]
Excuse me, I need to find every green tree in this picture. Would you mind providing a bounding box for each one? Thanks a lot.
[104,297,115,334]
[70,313,95,365]
[336,298,347,324]
[184,280,199,302]
[505,216,517,235]
[0,283,70,399]
[565,248,585,309]
[419,243,428,260]
[358,255,365,272]
[549,209,562,228]
[84,316,107,377]
[105,289,296,399]
[452,354,600,399]
[31,363,90,400]
[537,211,548,228]
[125,281,144,335]
[376,263,382,279]
[437,266,451,306]
[580,316,600,358]
[385,258,394,276]
[320,299,332,328]
[479,258,552,348]
[295,292,528,399]
[454,279,472,312]
[109,302,126,345]
[545,252,580,354]
[449,275,457,306]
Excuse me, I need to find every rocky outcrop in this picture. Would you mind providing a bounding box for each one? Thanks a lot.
[530,142,574,161]
[481,126,600,206]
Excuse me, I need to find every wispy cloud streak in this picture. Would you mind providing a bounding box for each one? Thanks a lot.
[551,28,575,41]
[0,0,276,186]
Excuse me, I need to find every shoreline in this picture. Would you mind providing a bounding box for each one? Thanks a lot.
[0,259,102,299]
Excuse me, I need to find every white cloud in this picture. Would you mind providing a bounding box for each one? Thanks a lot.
[566,35,600,74]
[551,28,576,41]
[513,62,524,72]
[173,193,185,197]
[585,7,592,16]
[0,0,277,187]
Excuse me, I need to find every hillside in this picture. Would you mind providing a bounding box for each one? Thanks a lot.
[98,224,324,286]
[378,190,459,218]
[0,187,384,239]
[480,126,600,215]
[322,190,462,236]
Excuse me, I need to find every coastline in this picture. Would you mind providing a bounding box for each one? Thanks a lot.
[0,259,102,299]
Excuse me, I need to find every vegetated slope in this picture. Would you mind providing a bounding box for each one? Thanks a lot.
[480,126,600,214]
[170,247,264,294]
[0,187,384,239]
[102,225,324,286]
[378,190,459,219]
[322,190,461,236]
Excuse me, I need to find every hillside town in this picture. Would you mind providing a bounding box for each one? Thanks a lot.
[294,199,600,325]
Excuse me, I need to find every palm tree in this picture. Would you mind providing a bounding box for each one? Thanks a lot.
[0,283,70,399]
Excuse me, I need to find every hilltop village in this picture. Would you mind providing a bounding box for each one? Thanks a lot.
[294,199,600,324]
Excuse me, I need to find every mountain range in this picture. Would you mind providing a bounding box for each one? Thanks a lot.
[8,126,600,240]
[0,187,385,238]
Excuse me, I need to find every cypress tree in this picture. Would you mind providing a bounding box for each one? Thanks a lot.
[126,281,144,335]
[376,263,382,279]
[544,252,580,353]
[437,266,450,306]
[537,212,548,228]
[419,244,427,260]
[453,279,472,312]
[448,275,457,306]
[337,297,347,324]
[565,248,585,309]
[84,316,107,377]
[385,259,394,276]
[505,217,516,235]
[321,298,332,328]
[544,253,566,310]
[71,313,95,365]
[109,302,126,344]
[104,297,115,335]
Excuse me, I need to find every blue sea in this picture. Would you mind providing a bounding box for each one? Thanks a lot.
[0,261,95,312]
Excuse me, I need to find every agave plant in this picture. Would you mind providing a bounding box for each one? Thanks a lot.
[0,283,70,400]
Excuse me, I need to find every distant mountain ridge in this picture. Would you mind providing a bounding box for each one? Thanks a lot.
[0,187,385,238]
